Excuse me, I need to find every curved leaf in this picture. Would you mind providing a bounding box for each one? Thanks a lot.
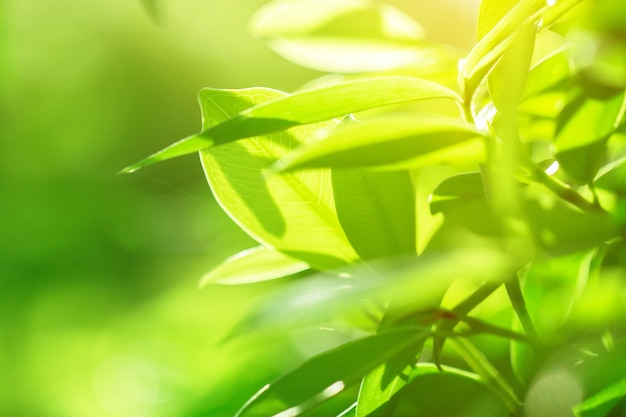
[249,0,446,73]
[120,77,461,173]
[275,114,484,171]
[199,246,309,287]
[197,87,359,270]
[477,0,521,41]
[235,328,431,417]
[462,0,582,100]
[384,365,507,417]
[429,172,485,215]
[462,0,545,97]
[554,86,626,183]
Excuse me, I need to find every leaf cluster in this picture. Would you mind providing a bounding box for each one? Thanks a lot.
[125,0,626,416]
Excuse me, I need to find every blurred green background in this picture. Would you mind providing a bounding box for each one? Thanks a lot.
[0,1,477,416]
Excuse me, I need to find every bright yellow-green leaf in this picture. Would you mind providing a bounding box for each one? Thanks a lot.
[198,88,359,270]
[119,77,460,174]
[462,0,583,101]
[554,86,626,183]
[477,0,520,40]
[199,246,309,287]
[275,114,484,171]
[488,22,536,115]
[249,0,446,73]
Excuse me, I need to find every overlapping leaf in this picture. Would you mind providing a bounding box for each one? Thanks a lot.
[462,0,583,100]
[120,77,460,173]
[554,86,626,183]
[196,88,358,270]
[235,328,430,417]
[276,114,484,171]
[199,246,309,287]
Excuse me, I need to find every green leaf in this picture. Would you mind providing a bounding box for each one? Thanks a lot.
[228,247,514,338]
[522,47,571,101]
[462,0,582,100]
[332,170,416,260]
[429,172,485,215]
[355,302,432,417]
[199,246,309,287]
[235,328,430,417]
[119,77,461,173]
[488,22,536,115]
[573,341,626,401]
[523,198,618,255]
[462,0,545,98]
[355,338,423,417]
[249,0,449,73]
[554,85,626,183]
[385,364,507,417]
[197,87,359,270]
[275,114,484,171]
[574,378,626,417]
[477,0,521,41]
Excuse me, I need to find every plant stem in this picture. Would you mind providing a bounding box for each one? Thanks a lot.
[432,282,502,368]
[449,337,522,414]
[505,277,537,339]
[525,160,605,214]
[455,314,536,344]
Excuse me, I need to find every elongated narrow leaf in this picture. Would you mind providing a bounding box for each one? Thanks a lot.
[488,22,536,115]
[462,0,545,97]
[554,86,626,183]
[332,170,416,260]
[477,0,520,41]
[199,246,309,287]
[120,77,461,173]
[249,0,447,73]
[235,328,430,417]
[276,114,484,171]
[355,311,427,417]
[462,0,582,100]
[197,88,359,270]
[574,378,626,417]
[522,47,571,101]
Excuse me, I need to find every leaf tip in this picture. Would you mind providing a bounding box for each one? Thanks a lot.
[117,165,141,175]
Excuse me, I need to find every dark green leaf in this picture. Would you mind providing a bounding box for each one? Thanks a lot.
[384,365,507,417]
[235,328,430,417]
[574,379,626,417]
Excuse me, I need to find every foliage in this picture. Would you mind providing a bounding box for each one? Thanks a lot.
[124,0,626,415]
